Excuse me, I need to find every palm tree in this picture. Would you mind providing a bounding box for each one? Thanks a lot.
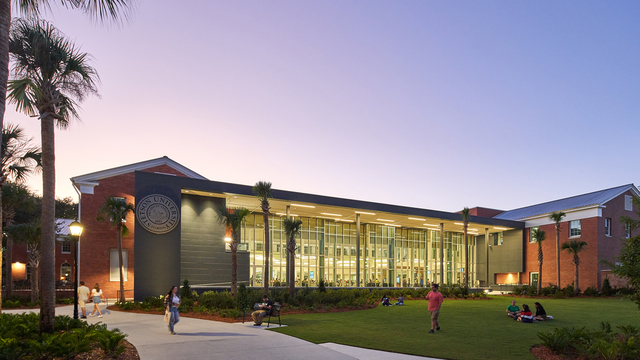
[252,181,272,294]
[532,228,546,294]
[283,218,302,296]
[6,221,40,303]
[549,211,566,287]
[96,197,135,303]
[460,207,470,287]
[216,206,251,297]
[562,239,588,295]
[7,19,100,332]
[0,0,130,319]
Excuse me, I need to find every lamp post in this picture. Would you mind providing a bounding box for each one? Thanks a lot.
[69,220,83,320]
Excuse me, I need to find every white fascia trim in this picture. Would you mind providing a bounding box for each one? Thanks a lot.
[71,157,207,183]
[73,180,99,194]
[523,205,602,228]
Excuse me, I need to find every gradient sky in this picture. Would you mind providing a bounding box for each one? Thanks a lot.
[6,1,640,213]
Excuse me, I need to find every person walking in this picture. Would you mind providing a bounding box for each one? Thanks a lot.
[89,283,104,318]
[425,283,444,333]
[164,286,181,334]
[77,281,91,319]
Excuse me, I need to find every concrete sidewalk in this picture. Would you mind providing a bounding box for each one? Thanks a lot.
[6,305,439,360]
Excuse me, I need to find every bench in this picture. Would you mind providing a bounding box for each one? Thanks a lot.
[242,302,282,327]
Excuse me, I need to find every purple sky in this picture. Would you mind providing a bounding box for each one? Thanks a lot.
[7,1,640,213]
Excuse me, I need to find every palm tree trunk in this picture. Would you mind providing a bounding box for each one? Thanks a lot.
[288,239,295,296]
[117,225,125,303]
[262,210,269,295]
[574,256,579,295]
[0,0,10,315]
[5,234,12,297]
[39,114,56,334]
[230,230,238,297]
[537,245,543,295]
[31,265,39,303]
[556,225,561,288]
[463,228,468,287]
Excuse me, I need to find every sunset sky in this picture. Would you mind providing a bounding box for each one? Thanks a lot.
[6,1,640,212]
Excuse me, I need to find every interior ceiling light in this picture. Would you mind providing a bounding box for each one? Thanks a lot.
[408,217,426,221]
[276,213,298,217]
[337,219,354,222]
[321,212,342,217]
[355,211,376,215]
[377,218,394,222]
[424,223,440,227]
[494,226,508,230]
[454,222,465,226]
[291,203,315,208]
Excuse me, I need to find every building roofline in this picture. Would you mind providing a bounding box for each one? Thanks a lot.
[137,171,525,229]
[70,156,207,184]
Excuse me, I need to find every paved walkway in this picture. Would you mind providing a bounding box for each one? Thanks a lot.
[6,305,438,360]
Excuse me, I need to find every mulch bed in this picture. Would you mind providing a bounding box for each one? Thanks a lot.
[530,345,588,360]
[74,340,139,360]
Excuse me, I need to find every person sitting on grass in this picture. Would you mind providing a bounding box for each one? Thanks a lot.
[533,302,547,321]
[517,304,533,323]
[382,295,392,306]
[395,293,405,306]
[506,300,520,319]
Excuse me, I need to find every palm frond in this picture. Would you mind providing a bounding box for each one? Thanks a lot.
[549,211,566,224]
[252,181,272,200]
[532,228,547,244]
[460,207,470,223]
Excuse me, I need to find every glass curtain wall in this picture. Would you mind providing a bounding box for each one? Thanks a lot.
[242,214,476,287]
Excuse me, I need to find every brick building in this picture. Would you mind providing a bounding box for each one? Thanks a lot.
[494,184,639,290]
[6,156,638,300]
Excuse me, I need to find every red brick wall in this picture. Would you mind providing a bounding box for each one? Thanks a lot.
[523,218,600,290]
[598,190,639,288]
[79,164,188,299]
[10,242,74,283]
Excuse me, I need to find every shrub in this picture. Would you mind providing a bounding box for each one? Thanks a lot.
[563,285,575,297]
[181,278,195,300]
[142,295,164,308]
[318,279,326,292]
[602,278,614,296]
[95,328,127,358]
[198,291,235,310]
[3,300,20,308]
[0,313,129,360]
[583,286,599,297]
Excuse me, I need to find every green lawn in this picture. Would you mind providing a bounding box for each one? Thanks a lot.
[270,296,640,360]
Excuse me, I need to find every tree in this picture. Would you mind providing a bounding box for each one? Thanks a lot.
[6,221,41,303]
[0,0,131,319]
[216,206,250,297]
[609,196,640,308]
[532,228,546,295]
[460,207,470,287]
[96,197,134,303]
[549,211,566,287]
[0,124,39,312]
[252,181,272,295]
[7,18,100,333]
[562,239,588,295]
[283,217,302,296]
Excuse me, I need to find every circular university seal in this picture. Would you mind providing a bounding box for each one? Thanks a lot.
[136,194,179,234]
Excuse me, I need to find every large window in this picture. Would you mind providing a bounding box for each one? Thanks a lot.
[570,220,581,237]
[625,195,633,211]
[529,227,539,243]
[605,218,611,237]
[493,232,503,245]
[61,242,71,254]
[110,249,128,281]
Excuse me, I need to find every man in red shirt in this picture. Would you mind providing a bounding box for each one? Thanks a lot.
[425,283,444,333]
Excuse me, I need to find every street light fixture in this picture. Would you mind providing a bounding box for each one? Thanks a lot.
[69,220,83,320]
